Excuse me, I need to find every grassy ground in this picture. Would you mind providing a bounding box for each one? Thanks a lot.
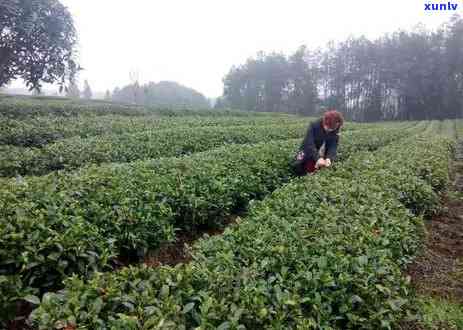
[419,296,463,329]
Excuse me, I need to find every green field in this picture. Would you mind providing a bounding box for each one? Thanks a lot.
[0,96,461,329]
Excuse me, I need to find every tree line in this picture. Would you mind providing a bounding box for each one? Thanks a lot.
[219,15,463,121]
[2,1,461,119]
[65,80,211,110]
[110,81,210,109]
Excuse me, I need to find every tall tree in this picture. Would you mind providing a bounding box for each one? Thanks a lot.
[213,96,230,109]
[104,90,111,100]
[82,80,92,99]
[442,15,463,118]
[0,0,79,91]
[223,52,293,113]
[65,79,80,99]
[287,46,319,115]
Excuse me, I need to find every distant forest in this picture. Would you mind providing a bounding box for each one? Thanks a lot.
[111,81,211,109]
[217,15,463,121]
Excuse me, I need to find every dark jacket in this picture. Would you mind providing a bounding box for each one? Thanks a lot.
[300,118,340,161]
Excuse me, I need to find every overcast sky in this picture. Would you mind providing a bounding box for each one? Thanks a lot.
[12,0,461,97]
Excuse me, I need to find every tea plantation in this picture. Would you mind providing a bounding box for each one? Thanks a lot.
[0,96,461,329]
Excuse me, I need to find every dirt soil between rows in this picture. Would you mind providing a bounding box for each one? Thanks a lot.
[399,141,463,330]
[143,215,239,267]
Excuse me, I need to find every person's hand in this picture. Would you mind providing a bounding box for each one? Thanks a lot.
[325,159,332,167]
[316,158,326,169]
